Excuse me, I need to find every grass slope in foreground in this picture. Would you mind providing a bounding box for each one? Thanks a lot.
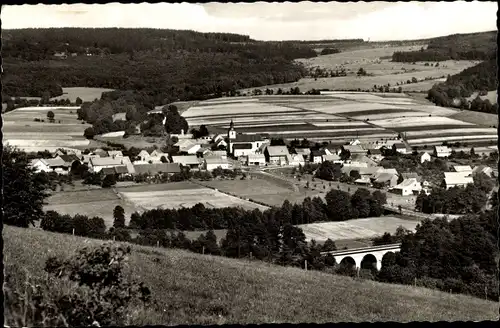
[4,225,498,325]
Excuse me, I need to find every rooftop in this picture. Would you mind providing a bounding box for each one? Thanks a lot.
[266,145,290,157]
[234,134,264,143]
[444,172,474,185]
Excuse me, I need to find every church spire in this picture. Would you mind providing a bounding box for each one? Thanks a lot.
[229,119,234,129]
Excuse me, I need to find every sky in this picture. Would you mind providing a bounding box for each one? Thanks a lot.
[1,2,497,41]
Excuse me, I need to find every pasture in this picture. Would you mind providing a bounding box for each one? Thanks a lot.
[119,185,269,212]
[298,217,419,242]
[2,106,92,153]
[50,87,115,103]
[6,225,498,325]
[44,188,141,228]
[449,111,498,127]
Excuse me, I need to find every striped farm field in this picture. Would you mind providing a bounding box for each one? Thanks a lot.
[5,139,89,147]
[311,121,374,127]
[119,188,269,212]
[407,135,498,145]
[370,116,474,129]
[182,103,302,118]
[244,127,386,136]
[298,216,419,242]
[404,128,498,138]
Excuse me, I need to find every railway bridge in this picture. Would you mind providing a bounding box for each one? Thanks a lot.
[320,243,401,271]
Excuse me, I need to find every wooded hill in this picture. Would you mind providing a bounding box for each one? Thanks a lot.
[392,31,496,62]
[2,28,317,103]
[427,59,498,113]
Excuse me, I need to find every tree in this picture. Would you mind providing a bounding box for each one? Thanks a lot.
[321,238,337,252]
[41,91,51,104]
[351,188,372,218]
[349,170,361,180]
[102,174,116,188]
[84,127,96,139]
[47,110,55,121]
[3,146,51,227]
[75,97,83,105]
[357,68,367,76]
[340,148,351,161]
[160,155,168,163]
[325,189,353,221]
[113,205,125,228]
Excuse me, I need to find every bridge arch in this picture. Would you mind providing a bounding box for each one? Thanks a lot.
[381,251,396,269]
[361,254,379,272]
[338,256,357,269]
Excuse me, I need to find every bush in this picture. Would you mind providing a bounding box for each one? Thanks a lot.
[5,244,151,327]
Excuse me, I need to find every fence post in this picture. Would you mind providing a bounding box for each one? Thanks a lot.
[304,260,308,271]
[157,240,159,248]
[202,246,205,255]
[72,228,75,236]
[113,236,116,242]
[250,252,252,260]
[485,286,488,300]
[414,277,417,287]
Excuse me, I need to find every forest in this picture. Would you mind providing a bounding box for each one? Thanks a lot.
[391,30,496,62]
[2,28,316,102]
[426,59,498,113]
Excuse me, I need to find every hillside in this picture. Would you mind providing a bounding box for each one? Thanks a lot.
[2,28,316,103]
[427,59,498,112]
[4,225,499,325]
[392,31,496,62]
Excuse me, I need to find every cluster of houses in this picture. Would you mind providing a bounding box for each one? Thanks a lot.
[28,120,494,193]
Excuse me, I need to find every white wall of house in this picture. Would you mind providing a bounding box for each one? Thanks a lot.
[312,156,323,164]
[32,161,52,173]
[420,153,431,163]
[234,148,254,157]
[206,162,230,171]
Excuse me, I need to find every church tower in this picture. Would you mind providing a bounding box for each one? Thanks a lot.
[228,119,236,140]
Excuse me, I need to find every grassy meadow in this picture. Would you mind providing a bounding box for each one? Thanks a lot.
[4,225,499,325]
[50,87,115,103]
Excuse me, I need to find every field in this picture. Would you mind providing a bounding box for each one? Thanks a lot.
[449,110,499,127]
[4,225,498,325]
[181,92,496,146]
[2,106,92,153]
[298,217,420,242]
[237,44,478,93]
[117,181,269,212]
[44,188,141,227]
[50,87,115,103]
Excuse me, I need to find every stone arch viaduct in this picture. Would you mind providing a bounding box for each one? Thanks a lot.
[320,243,401,271]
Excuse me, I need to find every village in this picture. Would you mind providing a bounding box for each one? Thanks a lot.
[29,116,496,207]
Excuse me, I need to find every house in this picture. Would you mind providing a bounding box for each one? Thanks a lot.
[107,150,123,159]
[434,146,451,158]
[171,155,202,169]
[286,154,305,167]
[226,120,268,156]
[351,154,378,167]
[170,129,193,140]
[207,150,228,159]
[93,149,109,157]
[401,172,421,182]
[372,172,399,188]
[349,139,362,146]
[30,158,67,174]
[89,157,126,173]
[196,146,211,158]
[393,143,408,154]
[132,163,181,175]
[341,144,366,156]
[175,140,202,154]
[391,178,422,196]
[453,165,473,175]
[367,148,384,162]
[342,166,384,179]
[472,165,493,177]
[53,52,67,59]
[295,148,311,161]
[420,152,431,164]
[247,153,266,166]
[101,165,130,178]
[354,177,372,186]
[444,172,474,189]
[203,156,230,171]
[311,149,327,164]
[322,153,342,164]
[264,145,290,165]
[81,154,100,165]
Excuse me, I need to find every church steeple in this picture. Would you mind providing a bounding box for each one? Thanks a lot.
[228,119,236,140]
[229,119,234,130]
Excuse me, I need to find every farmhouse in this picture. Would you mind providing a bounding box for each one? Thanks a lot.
[264,146,290,165]
[81,154,100,165]
[170,129,193,140]
[401,172,421,182]
[472,165,493,177]
[247,153,266,166]
[93,149,109,157]
[444,172,474,190]
[351,154,378,167]
[393,143,408,154]
[341,144,366,156]
[390,178,422,196]
[101,165,130,178]
[196,146,211,158]
[175,140,202,154]
[420,152,431,164]
[295,148,311,161]
[434,146,451,158]
[453,165,473,175]
[372,172,399,188]
[107,150,123,158]
[57,154,80,167]
[207,150,227,159]
[132,163,181,175]
[171,155,202,169]
[342,166,383,179]
[322,154,342,163]
[311,150,327,164]
[89,157,128,173]
[30,158,67,174]
[286,154,305,167]
[203,156,229,171]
